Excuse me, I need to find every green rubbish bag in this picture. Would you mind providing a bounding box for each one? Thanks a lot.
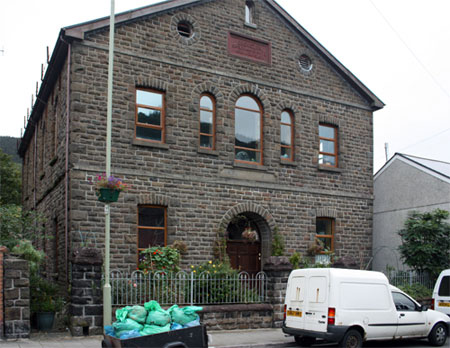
[115,305,147,324]
[169,305,203,325]
[127,305,147,324]
[144,300,171,326]
[112,318,144,338]
[140,323,171,336]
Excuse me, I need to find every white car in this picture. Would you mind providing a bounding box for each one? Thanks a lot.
[391,285,448,346]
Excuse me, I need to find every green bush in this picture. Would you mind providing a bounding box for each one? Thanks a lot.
[30,273,64,313]
[138,246,181,273]
[190,260,260,303]
[397,283,432,300]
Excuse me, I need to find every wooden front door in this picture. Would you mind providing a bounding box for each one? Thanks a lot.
[226,241,261,275]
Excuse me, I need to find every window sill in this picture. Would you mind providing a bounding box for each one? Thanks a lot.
[244,22,257,29]
[280,159,297,167]
[197,148,219,156]
[233,161,267,171]
[318,164,342,173]
[132,138,169,150]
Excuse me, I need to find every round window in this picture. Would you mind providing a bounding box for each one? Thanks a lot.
[177,21,193,38]
[298,54,313,72]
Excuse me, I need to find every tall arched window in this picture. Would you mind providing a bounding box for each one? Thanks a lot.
[235,95,263,165]
[281,110,294,161]
[199,94,215,149]
[245,1,255,24]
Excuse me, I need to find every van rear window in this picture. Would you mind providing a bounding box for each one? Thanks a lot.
[438,276,450,296]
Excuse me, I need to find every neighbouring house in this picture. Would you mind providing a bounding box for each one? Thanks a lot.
[18,0,383,286]
[372,153,450,272]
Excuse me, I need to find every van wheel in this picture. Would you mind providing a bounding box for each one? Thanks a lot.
[428,323,448,346]
[340,329,362,348]
[294,336,316,346]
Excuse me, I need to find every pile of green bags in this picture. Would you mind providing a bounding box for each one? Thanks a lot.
[108,301,203,339]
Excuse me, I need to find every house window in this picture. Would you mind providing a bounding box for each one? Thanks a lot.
[281,110,294,161]
[138,205,167,262]
[135,88,165,143]
[319,123,338,167]
[316,218,334,253]
[235,95,263,165]
[199,94,215,149]
[245,1,255,24]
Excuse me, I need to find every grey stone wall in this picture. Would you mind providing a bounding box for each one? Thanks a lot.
[69,248,103,336]
[3,254,30,339]
[21,0,375,283]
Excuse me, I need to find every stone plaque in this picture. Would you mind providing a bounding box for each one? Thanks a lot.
[228,32,271,65]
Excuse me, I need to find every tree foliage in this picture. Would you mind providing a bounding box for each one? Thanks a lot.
[0,205,46,250]
[0,148,21,205]
[398,209,450,279]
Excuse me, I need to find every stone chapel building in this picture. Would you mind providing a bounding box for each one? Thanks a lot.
[18,0,384,283]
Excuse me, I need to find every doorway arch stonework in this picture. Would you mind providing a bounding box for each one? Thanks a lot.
[219,203,276,270]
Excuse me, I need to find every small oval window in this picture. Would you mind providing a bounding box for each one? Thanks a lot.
[299,54,313,72]
[177,21,192,38]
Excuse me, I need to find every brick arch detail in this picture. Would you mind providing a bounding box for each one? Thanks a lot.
[138,193,171,207]
[191,82,225,112]
[134,77,168,92]
[277,101,296,115]
[317,113,340,128]
[315,207,338,219]
[219,203,276,231]
[219,203,276,268]
[229,84,270,114]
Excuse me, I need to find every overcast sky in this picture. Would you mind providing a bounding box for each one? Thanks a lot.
[1,0,449,172]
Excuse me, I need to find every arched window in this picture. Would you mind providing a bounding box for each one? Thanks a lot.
[199,94,215,149]
[281,110,294,161]
[245,1,255,24]
[235,95,263,165]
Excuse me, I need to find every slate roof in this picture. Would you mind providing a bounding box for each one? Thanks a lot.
[374,153,450,183]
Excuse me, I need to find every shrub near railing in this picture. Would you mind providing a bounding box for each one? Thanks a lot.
[109,264,267,306]
[189,261,264,304]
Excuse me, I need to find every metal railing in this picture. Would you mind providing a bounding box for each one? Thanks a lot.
[387,270,434,289]
[107,270,268,306]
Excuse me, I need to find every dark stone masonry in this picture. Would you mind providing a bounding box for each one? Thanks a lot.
[16,0,382,329]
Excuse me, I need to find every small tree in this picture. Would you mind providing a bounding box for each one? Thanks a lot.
[0,205,46,250]
[0,149,21,206]
[398,209,450,279]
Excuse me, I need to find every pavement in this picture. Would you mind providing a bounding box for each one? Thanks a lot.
[0,328,296,348]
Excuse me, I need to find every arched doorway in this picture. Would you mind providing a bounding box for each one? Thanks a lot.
[226,212,265,275]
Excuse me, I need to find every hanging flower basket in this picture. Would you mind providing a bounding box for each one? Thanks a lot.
[89,173,130,204]
[96,188,120,203]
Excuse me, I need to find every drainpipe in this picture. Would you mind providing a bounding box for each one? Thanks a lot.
[63,39,71,285]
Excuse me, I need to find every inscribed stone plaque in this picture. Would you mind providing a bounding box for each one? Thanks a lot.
[228,32,271,65]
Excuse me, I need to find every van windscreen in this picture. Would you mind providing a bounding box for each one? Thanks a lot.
[438,276,450,296]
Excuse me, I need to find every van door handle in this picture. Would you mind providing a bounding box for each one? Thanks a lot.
[399,313,405,317]
[305,312,313,315]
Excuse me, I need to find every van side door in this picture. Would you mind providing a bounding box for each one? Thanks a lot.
[392,291,427,338]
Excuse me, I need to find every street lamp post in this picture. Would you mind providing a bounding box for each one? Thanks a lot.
[103,0,115,328]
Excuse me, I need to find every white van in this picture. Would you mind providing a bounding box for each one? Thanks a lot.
[432,269,450,317]
[282,268,449,347]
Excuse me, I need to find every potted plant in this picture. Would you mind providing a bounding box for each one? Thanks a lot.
[30,273,64,331]
[89,173,129,203]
